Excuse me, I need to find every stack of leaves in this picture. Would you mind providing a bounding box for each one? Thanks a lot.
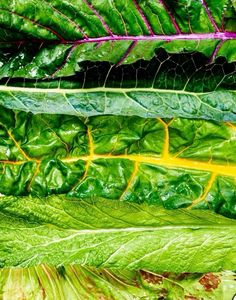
[0,0,235,298]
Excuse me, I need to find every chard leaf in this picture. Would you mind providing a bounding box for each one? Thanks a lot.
[0,0,236,80]
[0,266,235,300]
[0,107,236,217]
[0,52,235,121]
[0,195,236,272]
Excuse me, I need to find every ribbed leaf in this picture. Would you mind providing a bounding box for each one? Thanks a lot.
[0,195,236,272]
[0,266,235,300]
[0,0,236,81]
[0,106,236,217]
[0,52,235,121]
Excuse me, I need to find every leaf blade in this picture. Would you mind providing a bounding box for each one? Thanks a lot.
[0,195,236,272]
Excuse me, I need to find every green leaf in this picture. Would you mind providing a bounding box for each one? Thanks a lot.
[0,266,235,300]
[0,195,236,272]
[0,106,236,217]
[0,52,236,121]
[0,0,236,80]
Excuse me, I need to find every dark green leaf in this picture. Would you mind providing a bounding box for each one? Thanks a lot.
[0,106,236,217]
[0,0,236,80]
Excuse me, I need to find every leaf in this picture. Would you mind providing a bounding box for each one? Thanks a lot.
[0,52,235,121]
[0,195,236,272]
[0,0,236,80]
[0,106,236,217]
[0,266,235,300]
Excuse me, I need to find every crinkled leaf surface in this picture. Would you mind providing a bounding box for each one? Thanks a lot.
[1,266,235,300]
[0,106,236,217]
[0,0,236,81]
[0,52,235,121]
[0,195,236,272]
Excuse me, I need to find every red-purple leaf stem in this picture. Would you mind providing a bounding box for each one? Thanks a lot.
[48,4,89,39]
[51,44,78,77]
[82,0,114,36]
[116,41,137,66]
[159,0,181,34]
[200,0,219,32]
[68,32,236,44]
[1,32,236,46]
[0,8,65,41]
[209,40,224,63]
[131,0,154,35]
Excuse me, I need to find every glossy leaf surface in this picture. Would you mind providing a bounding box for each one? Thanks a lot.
[0,52,235,121]
[0,0,236,81]
[0,107,236,217]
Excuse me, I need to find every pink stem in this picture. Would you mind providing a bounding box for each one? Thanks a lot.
[0,8,65,41]
[116,41,137,66]
[200,0,219,32]
[1,32,236,46]
[159,0,181,34]
[51,44,78,78]
[82,0,114,36]
[132,0,154,35]
[68,32,236,44]
[209,40,224,63]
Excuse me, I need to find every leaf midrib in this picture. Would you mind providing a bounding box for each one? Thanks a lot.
[1,154,236,178]
[0,85,233,95]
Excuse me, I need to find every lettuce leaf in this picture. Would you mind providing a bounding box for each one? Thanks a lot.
[0,195,236,272]
[1,266,235,300]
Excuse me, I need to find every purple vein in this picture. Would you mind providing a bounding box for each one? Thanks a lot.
[0,8,65,41]
[67,32,236,44]
[209,40,224,63]
[116,41,137,66]
[51,44,78,78]
[132,0,154,35]
[200,0,219,32]
[48,4,88,39]
[1,32,236,46]
[82,0,114,36]
[159,0,181,34]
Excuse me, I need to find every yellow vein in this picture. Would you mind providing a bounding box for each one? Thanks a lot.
[1,155,236,178]
[119,161,139,200]
[188,173,217,208]
[158,118,169,159]
[61,155,236,178]
[6,130,31,161]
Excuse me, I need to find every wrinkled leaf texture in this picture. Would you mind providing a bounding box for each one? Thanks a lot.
[0,106,236,218]
[0,0,235,120]
[0,0,236,286]
[0,52,235,121]
[0,195,235,272]
[0,0,236,80]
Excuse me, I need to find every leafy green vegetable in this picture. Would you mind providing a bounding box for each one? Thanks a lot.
[0,0,235,81]
[0,1,235,295]
[1,266,235,300]
[0,106,235,217]
[0,195,235,272]
[0,52,235,120]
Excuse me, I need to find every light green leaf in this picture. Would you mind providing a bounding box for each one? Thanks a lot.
[0,195,236,272]
[0,266,235,300]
